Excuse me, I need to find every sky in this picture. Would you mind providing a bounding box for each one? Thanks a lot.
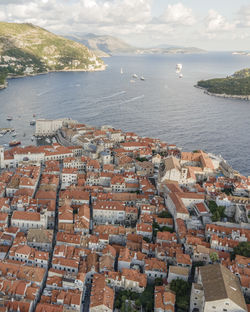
[0,0,250,50]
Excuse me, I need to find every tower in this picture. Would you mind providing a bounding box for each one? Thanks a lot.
[0,146,4,169]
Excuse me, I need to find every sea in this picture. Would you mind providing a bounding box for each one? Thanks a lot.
[0,52,250,176]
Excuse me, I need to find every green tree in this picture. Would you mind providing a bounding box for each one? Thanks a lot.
[170,279,191,311]
[234,242,250,258]
[210,252,219,263]
[139,284,154,312]
[155,277,163,286]
[158,211,172,218]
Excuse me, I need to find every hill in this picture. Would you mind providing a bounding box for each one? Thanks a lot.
[65,33,137,57]
[136,46,205,55]
[197,68,250,98]
[66,33,205,57]
[0,22,105,88]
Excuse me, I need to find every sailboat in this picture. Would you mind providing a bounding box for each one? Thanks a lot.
[120,68,123,74]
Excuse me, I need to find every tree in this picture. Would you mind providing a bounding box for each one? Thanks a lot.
[155,277,163,286]
[234,242,250,258]
[139,284,154,312]
[210,252,219,263]
[158,211,172,218]
[170,279,191,311]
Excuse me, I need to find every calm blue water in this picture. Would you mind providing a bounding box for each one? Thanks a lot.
[0,52,250,175]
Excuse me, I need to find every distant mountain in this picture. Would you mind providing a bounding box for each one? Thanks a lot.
[65,33,137,57]
[66,33,206,57]
[136,47,206,55]
[0,22,105,88]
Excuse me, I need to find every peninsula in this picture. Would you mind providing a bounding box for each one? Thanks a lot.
[196,68,250,100]
[0,117,249,312]
[0,22,105,89]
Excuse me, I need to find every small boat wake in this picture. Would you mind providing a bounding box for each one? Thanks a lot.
[37,90,51,96]
[99,91,126,101]
[122,95,144,104]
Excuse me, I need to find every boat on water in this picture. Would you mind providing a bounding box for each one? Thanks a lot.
[12,132,17,137]
[120,68,123,74]
[9,141,21,147]
[176,63,182,72]
[6,116,13,121]
[31,136,34,141]
[132,74,138,78]
[140,76,145,81]
[30,120,36,126]
[179,73,183,78]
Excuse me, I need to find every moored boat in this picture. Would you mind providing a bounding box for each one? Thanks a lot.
[6,116,13,121]
[9,140,21,147]
[30,120,36,126]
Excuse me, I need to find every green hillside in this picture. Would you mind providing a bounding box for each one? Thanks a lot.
[197,69,250,96]
[0,22,105,87]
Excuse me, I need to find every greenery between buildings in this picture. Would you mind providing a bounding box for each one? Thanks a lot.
[209,251,219,263]
[170,279,191,312]
[233,241,250,258]
[157,211,173,219]
[153,220,174,239]
[114,284,154,312]
[208,201,225,222]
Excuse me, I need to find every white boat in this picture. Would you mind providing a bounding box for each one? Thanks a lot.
[6,116,13,121]
[176,64,182,72]
[30,120,36,126]
[12,132,17,137]
[140,76,145,81]
[120,68,123,74]
[31,136,34,141]
[179,73,183,78]
[132,74,138,78]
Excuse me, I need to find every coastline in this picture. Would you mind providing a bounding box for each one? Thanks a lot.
[0,81,8,90]
[0,64,107,91]
[194,85,250,101]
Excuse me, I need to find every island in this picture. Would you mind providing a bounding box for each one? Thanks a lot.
[66,33,206,57]
[0,22,106,90]
[196,68,250,100]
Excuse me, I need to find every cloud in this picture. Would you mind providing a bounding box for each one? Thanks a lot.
[206,10,235,32]
[159,3,196,26]
[0,0,248,50]
[237,5,250,27]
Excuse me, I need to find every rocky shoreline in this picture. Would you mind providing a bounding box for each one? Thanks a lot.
[0,81,8,90]
[194,85,250,101]
[0,64,106,91]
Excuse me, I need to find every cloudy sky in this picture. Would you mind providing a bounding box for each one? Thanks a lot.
[0,0,250,50]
